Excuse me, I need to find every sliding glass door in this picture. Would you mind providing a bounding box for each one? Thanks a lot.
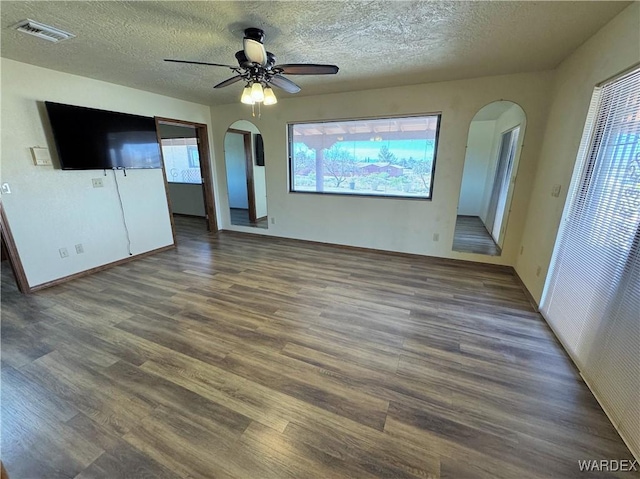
[541,67,640,457]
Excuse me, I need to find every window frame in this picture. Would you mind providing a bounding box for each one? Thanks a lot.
[287,113,442,200]
[187,145,200,168]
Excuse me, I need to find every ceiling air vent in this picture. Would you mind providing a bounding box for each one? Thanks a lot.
[14,19,75,43]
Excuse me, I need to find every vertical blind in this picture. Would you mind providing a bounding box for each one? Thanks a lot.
[541,66,640,459]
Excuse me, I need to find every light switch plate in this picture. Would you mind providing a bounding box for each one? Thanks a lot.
[551,184,562,197]
[31,147,52,166]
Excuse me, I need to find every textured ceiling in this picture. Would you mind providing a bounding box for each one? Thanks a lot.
[0,1,630,105]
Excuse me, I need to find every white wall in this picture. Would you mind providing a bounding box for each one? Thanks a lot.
[167,183,206,217]
[516,3,640,302]
[254,162,268,219]
[458,120,495,216]
[211,70,553,266]
[158,124,196,139]
[0,59,215,287]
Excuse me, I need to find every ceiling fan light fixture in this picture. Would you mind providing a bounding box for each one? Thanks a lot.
[241,85,255,104]
[263,86,277,105]
[250,82,265,102]
[165,26,337,112]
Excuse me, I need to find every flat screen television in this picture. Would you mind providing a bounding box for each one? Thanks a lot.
[255,133,265,166]
[45,101,162,170]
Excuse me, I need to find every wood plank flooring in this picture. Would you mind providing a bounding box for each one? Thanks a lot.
[230,208,268,229]
[453,216,501,256]
[2,217,637,478]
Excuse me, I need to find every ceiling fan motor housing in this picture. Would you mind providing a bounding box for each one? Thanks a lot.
[235,50,276,69]
[243,28,265,43]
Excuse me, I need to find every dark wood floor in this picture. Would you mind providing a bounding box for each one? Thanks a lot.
[172,214,209,239]
[453,215,501,256]
[230,208,268,229]
[2,217,637,479]
[173,214,209,239]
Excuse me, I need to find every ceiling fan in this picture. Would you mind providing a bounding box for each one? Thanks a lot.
[165,27,339,105]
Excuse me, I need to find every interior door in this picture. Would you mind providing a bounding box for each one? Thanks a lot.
[492,126,520,243]
[485,128,514,236]
[155,118,218,238]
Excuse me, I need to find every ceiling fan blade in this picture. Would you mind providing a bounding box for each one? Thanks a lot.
[213,75,243,89]
[164,59,236,69]
[275,64,339,75]
[269,75,301,94]
[243,38,267,66]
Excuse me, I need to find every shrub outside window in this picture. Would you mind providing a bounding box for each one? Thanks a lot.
[288,115,441,199]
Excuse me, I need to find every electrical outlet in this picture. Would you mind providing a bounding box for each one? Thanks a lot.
[92,178,104,188]
[520,245,524,255]
[536,266,542,277]
[75,243,84,254]
[271,217,275,224]
[1,183,11,194]
[551,184,561,197]
[59,247,69,258]
[432,233,439,242]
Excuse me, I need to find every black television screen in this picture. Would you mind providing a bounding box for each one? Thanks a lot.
[45,101,162,170]
[255,133,265,166]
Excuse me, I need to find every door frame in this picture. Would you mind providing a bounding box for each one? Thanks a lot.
[493,125,521,246]
[485,125,520,243]
[155,117,218,239]
[0,203,30,293]
[227,128,257,223]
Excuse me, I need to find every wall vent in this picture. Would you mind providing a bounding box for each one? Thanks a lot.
[14,19,75,43]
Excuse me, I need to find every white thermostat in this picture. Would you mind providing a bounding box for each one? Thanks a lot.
[30,147,52,166]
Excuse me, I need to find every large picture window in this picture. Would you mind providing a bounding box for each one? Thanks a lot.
[288,115,441,199]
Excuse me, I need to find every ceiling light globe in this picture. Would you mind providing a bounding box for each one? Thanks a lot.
[241,86,255,105]
[263,87,277,105]
[250,82,264,102]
